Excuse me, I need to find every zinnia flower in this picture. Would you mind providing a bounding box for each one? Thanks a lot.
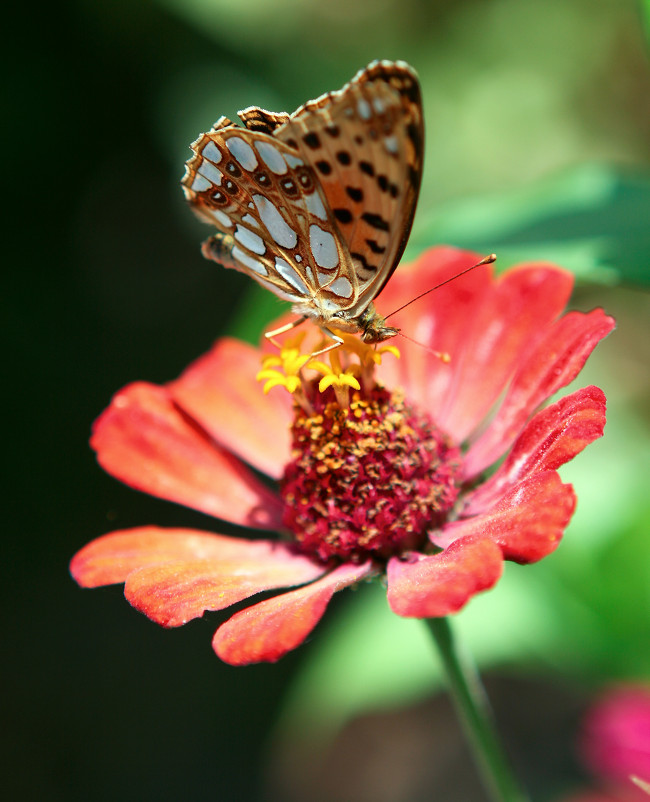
[70,246,614,665]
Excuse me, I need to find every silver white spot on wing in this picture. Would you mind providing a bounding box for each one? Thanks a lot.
[327,276,354,298]
[198,161,223,185]
[384,135,399,154]
[252,194,298,248]
[372,97,385,114]
[309,224,339,269]
[304,191,327,221]
[232,246,267,275]
[191,174,211,192]
[202,141,222,163]
[242,213,260,229]
[357,98,372,120]
[212,210,233,228]
[234,225,266,255]
[226,137,258,171]
[257,278,300,303]
[255,141,288,175]
[284,153,304,169]
[274,258,310,295]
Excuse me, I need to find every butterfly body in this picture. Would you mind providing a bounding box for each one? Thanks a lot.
[182,60,423,347]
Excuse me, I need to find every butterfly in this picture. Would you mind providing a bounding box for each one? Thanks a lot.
[181,60,424,352]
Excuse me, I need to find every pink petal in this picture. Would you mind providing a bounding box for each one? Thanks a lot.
[464,386,607,515]
[386,536,503,618]
[463,308,615,478]
[168,337,292,479]
[91,382,283,529]
[376,247,494,412]
[580,686,650,788]
[70,526,316,587]
[434,265,574,441]
[434,471,576,563]
[213,560,375,665]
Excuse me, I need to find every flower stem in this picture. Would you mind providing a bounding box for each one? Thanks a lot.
[425,617,530,802]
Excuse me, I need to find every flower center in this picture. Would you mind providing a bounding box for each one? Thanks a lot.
[280,384,462,562]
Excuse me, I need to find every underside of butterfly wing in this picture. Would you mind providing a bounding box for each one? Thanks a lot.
[273,60,424,316]
[182,128,365,320]
[181,60,424,340]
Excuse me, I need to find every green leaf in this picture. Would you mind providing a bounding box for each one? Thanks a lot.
[407,164,650,286]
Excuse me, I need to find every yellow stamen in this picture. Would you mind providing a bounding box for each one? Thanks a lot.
[256,323,399,403]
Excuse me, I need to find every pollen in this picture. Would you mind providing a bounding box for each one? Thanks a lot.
[281,385,462,562]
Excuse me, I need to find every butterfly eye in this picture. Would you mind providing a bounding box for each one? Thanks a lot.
[295,166,314,192]
[254,171,271,187]
[280,177,299,198]
[225,161,242,177]
[223,179,239,195]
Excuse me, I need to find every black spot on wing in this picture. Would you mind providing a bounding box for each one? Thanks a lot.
[361,212,389,232]
[333,208,353,224]
[336,150,352,165]
[407,122,423,153]
[366,239,386,254]
[359,161,375,176]
[350,252,378,272]
[326,124,340,137]
[316,160,332,175]
[346,186,363,203]
[303,132,320,149]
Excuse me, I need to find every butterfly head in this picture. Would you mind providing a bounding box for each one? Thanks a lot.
[355,303,400,344]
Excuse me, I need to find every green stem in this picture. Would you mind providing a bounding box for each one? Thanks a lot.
[425,617,530,802]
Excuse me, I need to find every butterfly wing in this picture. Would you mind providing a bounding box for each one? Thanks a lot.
[182,61,424,327]
[182,124,364,317]
[272,60,424,315]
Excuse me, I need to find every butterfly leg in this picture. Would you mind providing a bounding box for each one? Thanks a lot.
[264,316,310,350]
[308,328,344,358]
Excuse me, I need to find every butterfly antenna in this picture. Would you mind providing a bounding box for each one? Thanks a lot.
[396,331,451,363]
[385,253,497,320]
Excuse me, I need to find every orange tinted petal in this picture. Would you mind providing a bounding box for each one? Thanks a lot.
[91,382,283,528]
[70,526,310,587]
[213,560,375,665]
[169,338,292,479]
[125,548,326,627]
[386,537,503,618]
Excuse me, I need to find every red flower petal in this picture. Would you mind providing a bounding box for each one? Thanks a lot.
[168,337,292,479]
[463,309,615,478]
[434,471,576,563]
[69,526,320,588]
[386,536,503,618]
[464,386,607,515]
[376,247,494,412]
[91,382,283,528]
[125,547,326,627]
[213,560,375,665]
[71,528,328,627]
[434,265,574,441]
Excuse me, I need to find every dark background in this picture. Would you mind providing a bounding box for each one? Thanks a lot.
[5,1,650,800]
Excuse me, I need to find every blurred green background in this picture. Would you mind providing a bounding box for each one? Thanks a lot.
[5,0,649,800]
